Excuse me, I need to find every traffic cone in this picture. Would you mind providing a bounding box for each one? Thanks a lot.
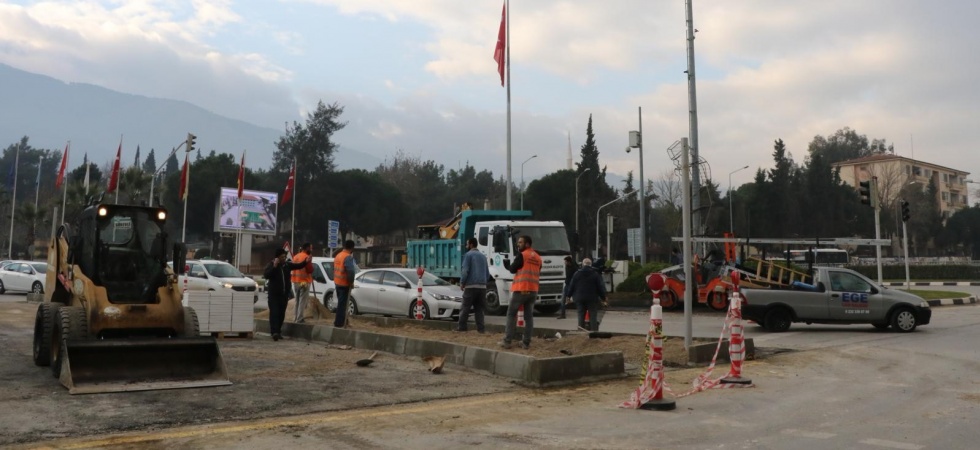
[517,304,525,327]
[722,273,752,385]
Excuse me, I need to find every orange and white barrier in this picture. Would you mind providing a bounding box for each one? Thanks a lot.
[621,273,676,410]
[517,304,525,327]
[414,266,425,320]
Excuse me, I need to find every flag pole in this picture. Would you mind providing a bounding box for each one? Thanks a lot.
[290,158,296,251]
[504,0,512,211]
[115,135,122,204]
[34,155,41,210]
[60,142,69,224]
[8,145,19,258]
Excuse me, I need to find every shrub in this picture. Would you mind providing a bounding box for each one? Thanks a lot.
[616,262,671,292]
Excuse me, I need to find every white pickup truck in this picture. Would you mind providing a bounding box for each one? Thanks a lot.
[740,267,932,333]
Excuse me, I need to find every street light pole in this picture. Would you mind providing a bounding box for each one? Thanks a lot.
[595,189,636,259]
[728,165,749,234]
[520,155,537,210]
[627,107,646,264]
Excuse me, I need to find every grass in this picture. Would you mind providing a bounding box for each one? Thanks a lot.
[904,289,968,300]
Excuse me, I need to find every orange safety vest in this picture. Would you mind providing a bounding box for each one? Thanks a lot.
[334,250,353,287]
[291,251,312,283]
[511,248,542,292]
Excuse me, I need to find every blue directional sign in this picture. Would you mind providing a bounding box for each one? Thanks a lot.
[328,220,340,248]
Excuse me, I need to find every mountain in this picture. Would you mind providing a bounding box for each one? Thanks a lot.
[0,63,380,171]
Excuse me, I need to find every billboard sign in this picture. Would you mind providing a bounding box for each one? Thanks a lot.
[213,188,278,235]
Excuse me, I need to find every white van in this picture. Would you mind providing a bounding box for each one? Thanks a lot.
[310,257,337,311]
[172,259,259,302]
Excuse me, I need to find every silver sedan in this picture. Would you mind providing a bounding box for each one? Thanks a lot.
[348,268,462,319]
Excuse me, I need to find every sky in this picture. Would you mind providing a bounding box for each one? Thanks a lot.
[1,0,979,194]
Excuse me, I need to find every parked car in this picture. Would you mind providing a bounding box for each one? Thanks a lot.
[310,257,337,311]
[0,260,47,294]
[348,268,463,319]
[169,259,259,302]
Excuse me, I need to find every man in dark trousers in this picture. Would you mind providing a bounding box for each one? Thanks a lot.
[567,258,607,331]
[500,235,541,350]
[558,255,576,319]
[457,237,490,333]
[264,248,309,341]
[333,240,358,328]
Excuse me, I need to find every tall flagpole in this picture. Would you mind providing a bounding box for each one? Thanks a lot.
[34,155,41,210]
[290,158,296,250]
[8,145,19,258]
[504,0,512,210]
[60,142,69,224]
[114,135,122,204]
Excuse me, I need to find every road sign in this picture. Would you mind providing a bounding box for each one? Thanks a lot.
[328,220,340,248]
[627,228,641,257]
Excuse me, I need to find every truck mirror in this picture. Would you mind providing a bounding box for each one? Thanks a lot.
[173,243,187,275]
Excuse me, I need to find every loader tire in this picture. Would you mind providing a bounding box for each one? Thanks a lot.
[182,307,201,337]
[51,306,88,378]
[33,303,60,366]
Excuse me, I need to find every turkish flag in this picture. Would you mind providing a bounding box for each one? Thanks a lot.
[282,160,295,204]
[178,154,189,200]
[107,141,121,193]
[493,3,506,86]
[237,151,245,199]
[55,142,69,188]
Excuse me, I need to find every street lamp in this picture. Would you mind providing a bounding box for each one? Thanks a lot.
[575,168,591,233]
[626,108,646,263]
[520,154,537,210]
[728,165,749,233]
[595,189,636,259]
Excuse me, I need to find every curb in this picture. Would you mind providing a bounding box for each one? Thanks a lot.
[925,297,978,307]
[257,318,626,386]
[884,281,980,287]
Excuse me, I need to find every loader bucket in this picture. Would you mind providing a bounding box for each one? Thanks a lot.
[59,338,231,394]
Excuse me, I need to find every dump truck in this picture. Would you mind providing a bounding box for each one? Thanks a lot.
[407,208,571,315]
[32,202,230,394]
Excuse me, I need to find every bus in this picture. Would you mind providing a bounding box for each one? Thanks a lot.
[782,248,850,266]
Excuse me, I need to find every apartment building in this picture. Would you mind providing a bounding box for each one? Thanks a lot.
[833,154,971,219]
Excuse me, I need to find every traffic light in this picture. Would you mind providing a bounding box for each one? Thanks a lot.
[858,177,879,209]
[901,200,911,222]
[859,181,872,206]
[186,133,196,152]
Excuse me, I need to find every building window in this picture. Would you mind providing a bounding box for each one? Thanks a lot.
[912,166,921,176]
[942,192,949,201]
[942,173,949,183]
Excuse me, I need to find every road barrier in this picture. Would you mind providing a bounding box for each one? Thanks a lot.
[620,273,675,410]
[517,304,525,327]
[414,266,425,320]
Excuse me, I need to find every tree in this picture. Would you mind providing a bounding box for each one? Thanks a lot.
[575,115,616,256]
[807,127,893,165]
[273,101,346,176]
[374,151,449,230]
[142,148,157,174]
[323,170,407,238]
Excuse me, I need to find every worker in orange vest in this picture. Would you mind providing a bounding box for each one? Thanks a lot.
[291,242,314,323]
[333,240,358,328]
[499,235,541,350]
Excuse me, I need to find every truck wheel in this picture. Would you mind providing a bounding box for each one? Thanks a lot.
[484,285,505,315]
[51,306,88,378]
[535,304,561,316]
[707,292,729,312]
[659,289,680,311]
[890,307,917,333]
[182,307,201,337]
[33,303,59,366]
[763,307,792,332]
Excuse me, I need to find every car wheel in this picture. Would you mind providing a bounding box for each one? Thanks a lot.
[484,284,505,315]
[0,278,5,294]
[707,291,729,312]
[409,300,431,319]
[324,292,336,312]
[763,307,793,332]
[33,303,59,366]
[872,323,889,331]
[890,307,917,333]
[347,296,358,317]
[32,281,43,294]
[659,289,680,311]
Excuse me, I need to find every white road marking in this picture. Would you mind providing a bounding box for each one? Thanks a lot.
[859,438,924,449]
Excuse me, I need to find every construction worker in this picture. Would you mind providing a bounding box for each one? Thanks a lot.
[499,235,541,350]
[291,243,314,323]
[333,240,358,328]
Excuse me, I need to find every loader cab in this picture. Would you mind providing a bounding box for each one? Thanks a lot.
[73,205,170,304]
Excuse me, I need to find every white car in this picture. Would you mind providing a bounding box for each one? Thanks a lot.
[310,257,337,311]
[171,259,259,302]
[348,268,462,320]
[0,260,47,294]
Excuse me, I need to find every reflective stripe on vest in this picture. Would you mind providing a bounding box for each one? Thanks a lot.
[291,251,312,283]
[334,251,352,287]
[511,249,541,292]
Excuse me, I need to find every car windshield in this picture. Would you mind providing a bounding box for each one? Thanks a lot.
[203,263,244,278]
[30,263,47,274]
[510,226,570,256]
[399,271,451,287]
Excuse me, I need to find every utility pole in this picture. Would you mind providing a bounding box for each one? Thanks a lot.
[685,0,702,256]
